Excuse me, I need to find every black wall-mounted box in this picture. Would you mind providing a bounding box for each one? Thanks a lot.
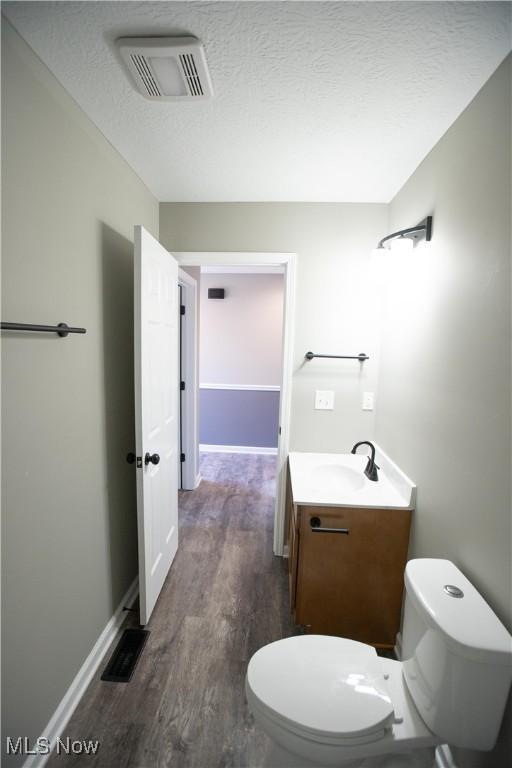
[208,288,225,299]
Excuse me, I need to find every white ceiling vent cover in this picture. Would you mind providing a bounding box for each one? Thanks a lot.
[117,37,213,101]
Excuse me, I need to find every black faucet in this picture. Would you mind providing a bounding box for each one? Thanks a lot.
[351,441,379,482]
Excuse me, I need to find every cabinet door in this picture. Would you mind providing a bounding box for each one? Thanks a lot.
[295,506,411,647]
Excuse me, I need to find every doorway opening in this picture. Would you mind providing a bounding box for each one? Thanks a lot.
[198,266,284,456]
[175,252,296,556]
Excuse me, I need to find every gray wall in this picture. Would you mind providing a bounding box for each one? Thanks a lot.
[160,203,388,453]
[1,20,159,764]
[375,55,511,765]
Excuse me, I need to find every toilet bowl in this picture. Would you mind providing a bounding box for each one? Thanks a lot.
[246,635,439,767]
[246,559,512,767]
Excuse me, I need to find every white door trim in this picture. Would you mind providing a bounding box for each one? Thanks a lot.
[178,268,199,490]
[174,252,296,556]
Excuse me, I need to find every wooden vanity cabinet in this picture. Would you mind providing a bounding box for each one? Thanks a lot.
[286,467,411,649]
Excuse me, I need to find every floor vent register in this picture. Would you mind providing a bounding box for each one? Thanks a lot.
[101,628,150,683]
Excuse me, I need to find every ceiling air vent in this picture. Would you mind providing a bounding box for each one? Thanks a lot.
[117,37,213,101]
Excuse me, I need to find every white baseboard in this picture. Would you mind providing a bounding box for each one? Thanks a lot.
[200,444,278,455]
[23,577,139,768]
[435,745,457,768]
[200,383,280,391]
[194,473,202,488]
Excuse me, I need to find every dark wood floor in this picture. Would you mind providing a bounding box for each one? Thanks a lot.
[49,453,299,768]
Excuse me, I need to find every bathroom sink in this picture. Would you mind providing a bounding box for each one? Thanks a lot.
[310,464,365,492]
[288,447,416,508]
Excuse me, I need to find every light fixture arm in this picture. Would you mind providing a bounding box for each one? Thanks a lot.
[377,216,432,249]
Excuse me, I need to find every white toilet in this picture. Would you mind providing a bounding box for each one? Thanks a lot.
[246,558,512,767]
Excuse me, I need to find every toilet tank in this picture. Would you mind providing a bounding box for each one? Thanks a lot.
[401,558,512,751]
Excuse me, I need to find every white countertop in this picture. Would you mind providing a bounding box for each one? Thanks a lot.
[288,446,416,509]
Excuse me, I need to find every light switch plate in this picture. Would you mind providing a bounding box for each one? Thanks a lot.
[315,390,334,410]
[362,391,374,410]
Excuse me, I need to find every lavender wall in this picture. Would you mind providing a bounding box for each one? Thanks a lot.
[200,388,280,448]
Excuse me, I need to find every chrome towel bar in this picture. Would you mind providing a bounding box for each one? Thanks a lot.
[1,322,86,337]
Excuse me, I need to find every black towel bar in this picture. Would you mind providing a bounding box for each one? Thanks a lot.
[305,352,369,362]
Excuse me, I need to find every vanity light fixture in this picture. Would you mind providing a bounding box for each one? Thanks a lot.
[373,216,433,255]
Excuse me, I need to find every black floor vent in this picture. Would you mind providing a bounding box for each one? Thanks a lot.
[101,628,150,683]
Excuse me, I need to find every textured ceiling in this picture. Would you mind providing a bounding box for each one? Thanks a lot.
[3,1,511,202]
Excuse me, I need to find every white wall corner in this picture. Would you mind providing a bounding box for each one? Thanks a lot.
[22,578,139,768]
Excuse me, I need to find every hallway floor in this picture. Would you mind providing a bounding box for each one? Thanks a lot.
[49,452,298,768]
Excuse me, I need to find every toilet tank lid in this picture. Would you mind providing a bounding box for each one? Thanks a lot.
[405,559,512,666]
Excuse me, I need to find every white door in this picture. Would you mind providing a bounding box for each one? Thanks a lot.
[134,225,179,625]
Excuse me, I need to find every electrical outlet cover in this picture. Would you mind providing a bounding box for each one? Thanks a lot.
[315,390,335,410]
[362,392,374,410]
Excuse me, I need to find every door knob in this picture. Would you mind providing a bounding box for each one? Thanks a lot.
[126,452,136,464]
[145,452,160,466]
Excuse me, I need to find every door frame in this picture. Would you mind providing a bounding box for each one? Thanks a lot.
[178,268,200,490]
[174,251,296,557]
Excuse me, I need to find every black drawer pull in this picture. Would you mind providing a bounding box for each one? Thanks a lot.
[310,516,349,535]
[311,527,350,535]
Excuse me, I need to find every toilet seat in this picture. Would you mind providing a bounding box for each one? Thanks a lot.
[246,635,395,746]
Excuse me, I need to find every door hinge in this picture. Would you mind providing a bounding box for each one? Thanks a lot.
[180,381,185,391]
[180,305,185,315]
[180,452,185,463]
[278,426,282,435]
